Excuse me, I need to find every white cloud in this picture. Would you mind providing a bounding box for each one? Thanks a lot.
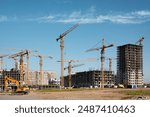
[0,15,18,23]
[33,9,150,24]
[0,15,8,22]
[1,8,150,24]
[133,10,150,16]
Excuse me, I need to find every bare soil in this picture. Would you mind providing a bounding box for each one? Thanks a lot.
[28,88,150,100]
[1,88,150,100]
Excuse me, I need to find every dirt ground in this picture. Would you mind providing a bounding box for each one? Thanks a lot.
[29,89,126,100]
[0,88,150,100]
[27,88,150,100]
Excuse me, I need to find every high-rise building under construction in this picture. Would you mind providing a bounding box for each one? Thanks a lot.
[117,44,143,88]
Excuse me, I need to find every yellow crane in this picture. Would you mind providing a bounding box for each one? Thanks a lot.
[65,62,84,88]
[135,37,144,46]
[58,59,83,88]
[7,48,37,85]
[86,39,114,89]
[0,55,8,70]
[33,54,52,86]
[58,58,98,88]
[56,23,79,87]
[9,51,28,87]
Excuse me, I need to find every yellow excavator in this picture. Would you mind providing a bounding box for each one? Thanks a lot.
[4,76,29,94]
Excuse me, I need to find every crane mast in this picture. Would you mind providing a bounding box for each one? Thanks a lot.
[68,62,72,88]
[9,51,27,87]
[108,58,112,71]
[63,60,83,88]
[58,59,83,88]
[86,39,114,89]
[25,50,38,86]
[56,23,79,88]
[33,54,52,86]
[8,49,37,86]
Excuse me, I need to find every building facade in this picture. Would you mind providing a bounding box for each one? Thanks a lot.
[117,44,143,88]
[0,69,23,90]
[0,69,57,90]
[64,70,115,88]
[29,70,57,86]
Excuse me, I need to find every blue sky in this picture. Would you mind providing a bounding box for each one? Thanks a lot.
[0,0,150,82]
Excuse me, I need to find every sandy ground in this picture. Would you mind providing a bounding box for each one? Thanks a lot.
[0,88,150,100]
[29,89,126,100]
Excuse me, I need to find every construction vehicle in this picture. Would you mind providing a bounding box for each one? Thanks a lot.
[56,23,79,87]
[4,76,29,94]
[86,39,114,89]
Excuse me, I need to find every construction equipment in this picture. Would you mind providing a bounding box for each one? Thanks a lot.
[86,39,114,89]
[58,58,101,88]
[24,49,38,86]
[33,54,52,86]
[0,55,8,70]
[106,58,116,71]
[9,49,37,85]
[65,62,84,88]
[135,37,144,46]
[106,57,116,87]
[4,76,29,94]
[9,51,28,87]
[58,60,83,88]
[56,23,79,87]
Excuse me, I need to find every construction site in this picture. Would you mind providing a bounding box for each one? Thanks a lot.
[0,24,149,100]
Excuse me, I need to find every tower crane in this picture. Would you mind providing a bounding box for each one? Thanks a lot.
[59,60,83,88]
[0,55,8,70]
[9,51,28,87]
[56,23,79,87]
[32,54,53,86]
[58,59,81,88]
[106,58,116,72]
[135,37,144,46]
[86,38,114,89]
[106,57,116,87]
[57,58,100,88]
[8,49,37,85]
[24,49,38,86]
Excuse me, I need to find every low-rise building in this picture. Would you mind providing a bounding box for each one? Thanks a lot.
[64,70,115,88]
